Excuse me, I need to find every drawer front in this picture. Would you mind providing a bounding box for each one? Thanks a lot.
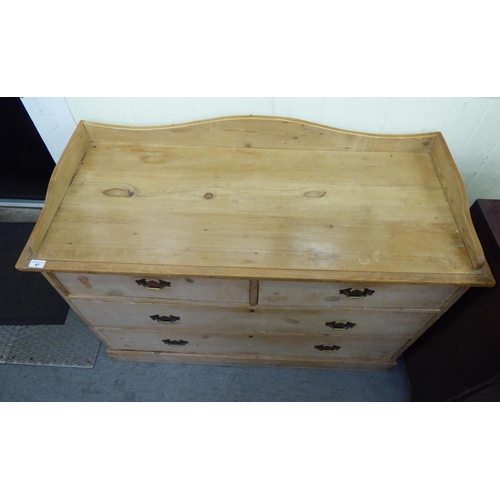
[55,273,250,304]
[73,300,435,337]
[259,281,458,309]
[95,327,408,361]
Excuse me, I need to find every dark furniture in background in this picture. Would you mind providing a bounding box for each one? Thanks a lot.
[404,199,500,401]
[0,97,55,202]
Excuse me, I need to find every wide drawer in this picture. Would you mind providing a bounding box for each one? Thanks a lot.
[73,300,435,337]
[55,272,250,303]
[95,327,408,361]
[258,281,458,309]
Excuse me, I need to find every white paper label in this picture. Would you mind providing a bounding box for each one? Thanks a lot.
[29,260,46,269]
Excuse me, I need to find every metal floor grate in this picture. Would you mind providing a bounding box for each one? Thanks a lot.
[0,309,101,368]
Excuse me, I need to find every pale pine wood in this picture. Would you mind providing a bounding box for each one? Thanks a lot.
[29,261,495,286]
[26,143,486,282]
[42,272,70,297]
[105,349,397,369]
[431,133,486,270]
[15,118,493,285]
[390,285,470,360]
[16,122,90,269]
[97,327,406,361]
[41,272,99,331]
[54,272,250,303]
[259,281,459,310]
[83,115,437,152]
[72,299,435,337]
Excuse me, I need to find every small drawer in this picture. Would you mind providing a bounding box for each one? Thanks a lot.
[73,299,435,337]
[95,327,408,361]
[258,281,458,310]
[55,272,250,304]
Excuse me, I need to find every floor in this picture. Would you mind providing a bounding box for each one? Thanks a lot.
[0,206,412,402]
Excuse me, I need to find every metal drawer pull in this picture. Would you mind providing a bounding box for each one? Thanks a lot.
[315,345,341,352]
[339,288,375,299]
[136,279,171,290]
[162,339,188,347]
[325,321,356,330]
[150,314,180,324]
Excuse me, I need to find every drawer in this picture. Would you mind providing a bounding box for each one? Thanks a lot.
[55,272,250,304]
[95,327,408,361]
[73,300,435,337]
[258,281,458,309]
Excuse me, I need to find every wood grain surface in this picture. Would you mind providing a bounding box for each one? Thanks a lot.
[96,326,408,360]
[16,116,492,286]
[431,133,486,270]
[258,281,459,309]
[22,144,482,279]
[105,348,397,369]
[55,272,250,303]
[83,115,437,152]
[16,122,89,265]
[72,299,435,337]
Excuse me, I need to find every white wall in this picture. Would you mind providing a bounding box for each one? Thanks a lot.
[22,97,500,204]
[20,97,76,163]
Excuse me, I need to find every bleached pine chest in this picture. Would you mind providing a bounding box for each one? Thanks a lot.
[17,116,495,369]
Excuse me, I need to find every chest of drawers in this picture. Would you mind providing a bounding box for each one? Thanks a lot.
[16,116,495,369]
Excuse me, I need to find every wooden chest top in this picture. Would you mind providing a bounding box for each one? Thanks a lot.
[16,116,494,286]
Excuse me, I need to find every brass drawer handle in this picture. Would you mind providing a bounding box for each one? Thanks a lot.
[162,339,188,347]
[315,345,341,352]
[339,288,375,299]
[136,279,171,290]
[150,314,180,324]
[325,321,356,330]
